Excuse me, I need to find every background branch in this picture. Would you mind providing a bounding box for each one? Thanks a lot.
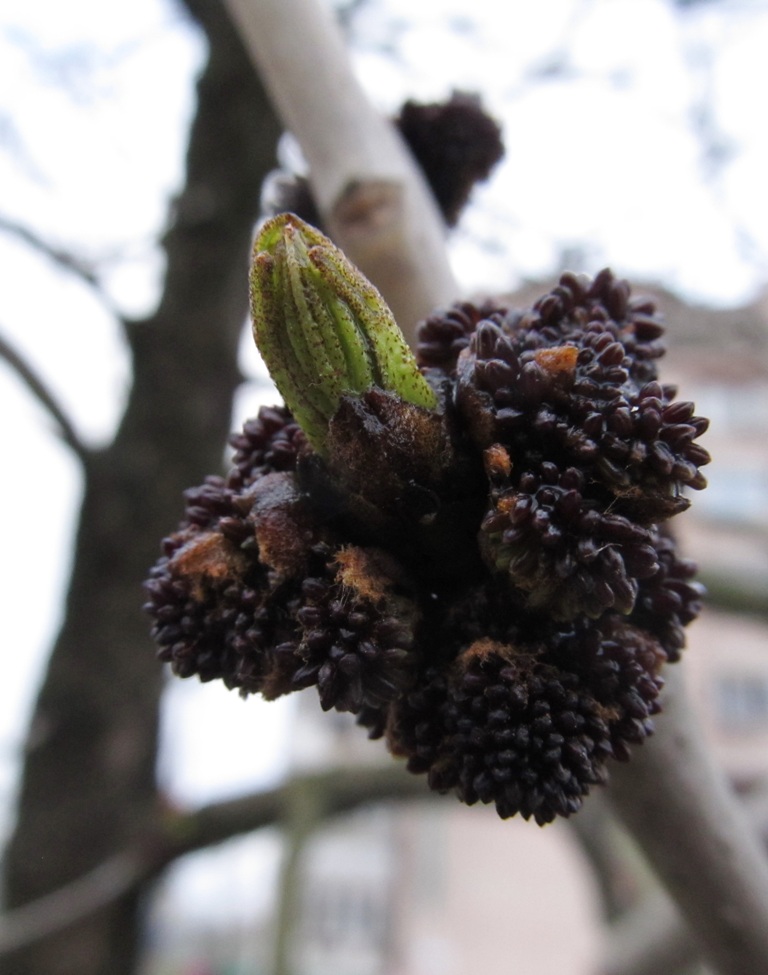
[0,853,148,959]
[0,763,433,959]
[5,736,768,972]
[568,792,636,922]
[0,214,99,287]
[0,213,120,318]
[271,776,328,975]
[608,666,768,975]
[600,887,697,975]
[600,778,768,975]
[0,328,90,464]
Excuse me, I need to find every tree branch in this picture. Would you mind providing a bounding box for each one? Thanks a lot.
[567,791,637,922]
[0,327,90,464]
[0,214,99,287]
[271,776,329,975]
[220,0,459,340]
[0,213,121,318]
[173,762,433,856]
[600,887,697,975]
[0,853,148,957]
[5,737,768,974]
[601,778,768,975]
[0,763,434,959]
[607,666,768,975]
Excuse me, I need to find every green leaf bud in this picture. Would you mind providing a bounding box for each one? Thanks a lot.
[250,213,437,454]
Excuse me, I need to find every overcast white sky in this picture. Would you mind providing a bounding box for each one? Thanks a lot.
[1,0,768,910]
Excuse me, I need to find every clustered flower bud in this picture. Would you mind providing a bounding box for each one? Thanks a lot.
[455,269,709,620]
[394,92,504,227]
[293,547,418,713]
[145,218,709,825]
[420,642,614,824]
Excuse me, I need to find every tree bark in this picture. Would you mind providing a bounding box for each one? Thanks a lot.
[0,2,281,972]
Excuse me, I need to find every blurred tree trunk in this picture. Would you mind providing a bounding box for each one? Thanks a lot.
[0,2,281,973]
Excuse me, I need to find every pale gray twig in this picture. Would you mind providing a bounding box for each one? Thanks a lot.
[608,666,768,975]
[220,0,459,340]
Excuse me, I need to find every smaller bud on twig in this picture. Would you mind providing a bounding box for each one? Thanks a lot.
[250,213,437,454]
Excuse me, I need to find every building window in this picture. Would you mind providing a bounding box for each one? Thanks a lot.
[692,383,768,436]
[695,462,768,525]
[715,674,768,733]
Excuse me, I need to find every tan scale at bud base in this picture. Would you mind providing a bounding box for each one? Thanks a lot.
[250,213,437,454]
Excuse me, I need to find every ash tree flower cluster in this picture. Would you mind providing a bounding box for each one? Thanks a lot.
[145,214,709,825]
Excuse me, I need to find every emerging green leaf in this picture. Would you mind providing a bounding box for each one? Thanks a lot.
[250,213,437,454]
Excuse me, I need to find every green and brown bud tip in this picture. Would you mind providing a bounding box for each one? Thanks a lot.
[250,213,437,454]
